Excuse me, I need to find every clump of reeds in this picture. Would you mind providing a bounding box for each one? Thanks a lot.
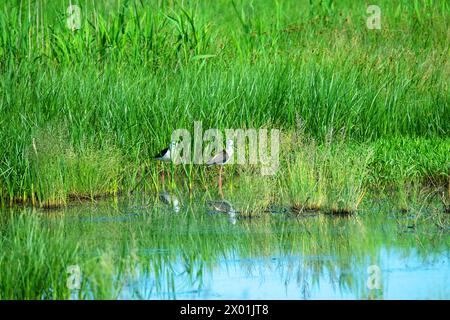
[28,126,122,208]
[284,130,373,214]
[390,179,431,214]
[321,143,373,214]
[285,141,326,212]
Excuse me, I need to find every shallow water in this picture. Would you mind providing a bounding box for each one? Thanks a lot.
[1,196,449,300]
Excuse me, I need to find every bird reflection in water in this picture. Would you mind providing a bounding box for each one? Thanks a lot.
[207,199,237,225]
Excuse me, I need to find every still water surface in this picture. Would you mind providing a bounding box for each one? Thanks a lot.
[3,196,450,299]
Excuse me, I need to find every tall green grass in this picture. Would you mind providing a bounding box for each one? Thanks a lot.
[283,133,373,213]
[0,212,78,299]
[0,0,448,207]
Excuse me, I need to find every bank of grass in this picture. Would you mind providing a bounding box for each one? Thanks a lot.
[0,0,448,210]
[27,125,122,207]
[284,141,372,214]
[205,135,448,215]
[1,123,449,212]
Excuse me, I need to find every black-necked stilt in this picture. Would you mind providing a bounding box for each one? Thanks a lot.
[154,141,177,184]
[205,139,234,197]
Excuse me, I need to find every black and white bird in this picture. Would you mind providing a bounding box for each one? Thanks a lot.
[205,139,234,196]
[154,141,177,162]
[154,141,177,183]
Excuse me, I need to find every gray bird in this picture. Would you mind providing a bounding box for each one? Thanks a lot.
[205,139,234,196]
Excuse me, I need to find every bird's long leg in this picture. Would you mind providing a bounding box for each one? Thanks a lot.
[167,163,171,185]
[219,166,224,199]
[161,163,165,185]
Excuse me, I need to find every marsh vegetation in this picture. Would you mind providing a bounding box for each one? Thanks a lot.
[0,0,448,212]
[0,0,449,300]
